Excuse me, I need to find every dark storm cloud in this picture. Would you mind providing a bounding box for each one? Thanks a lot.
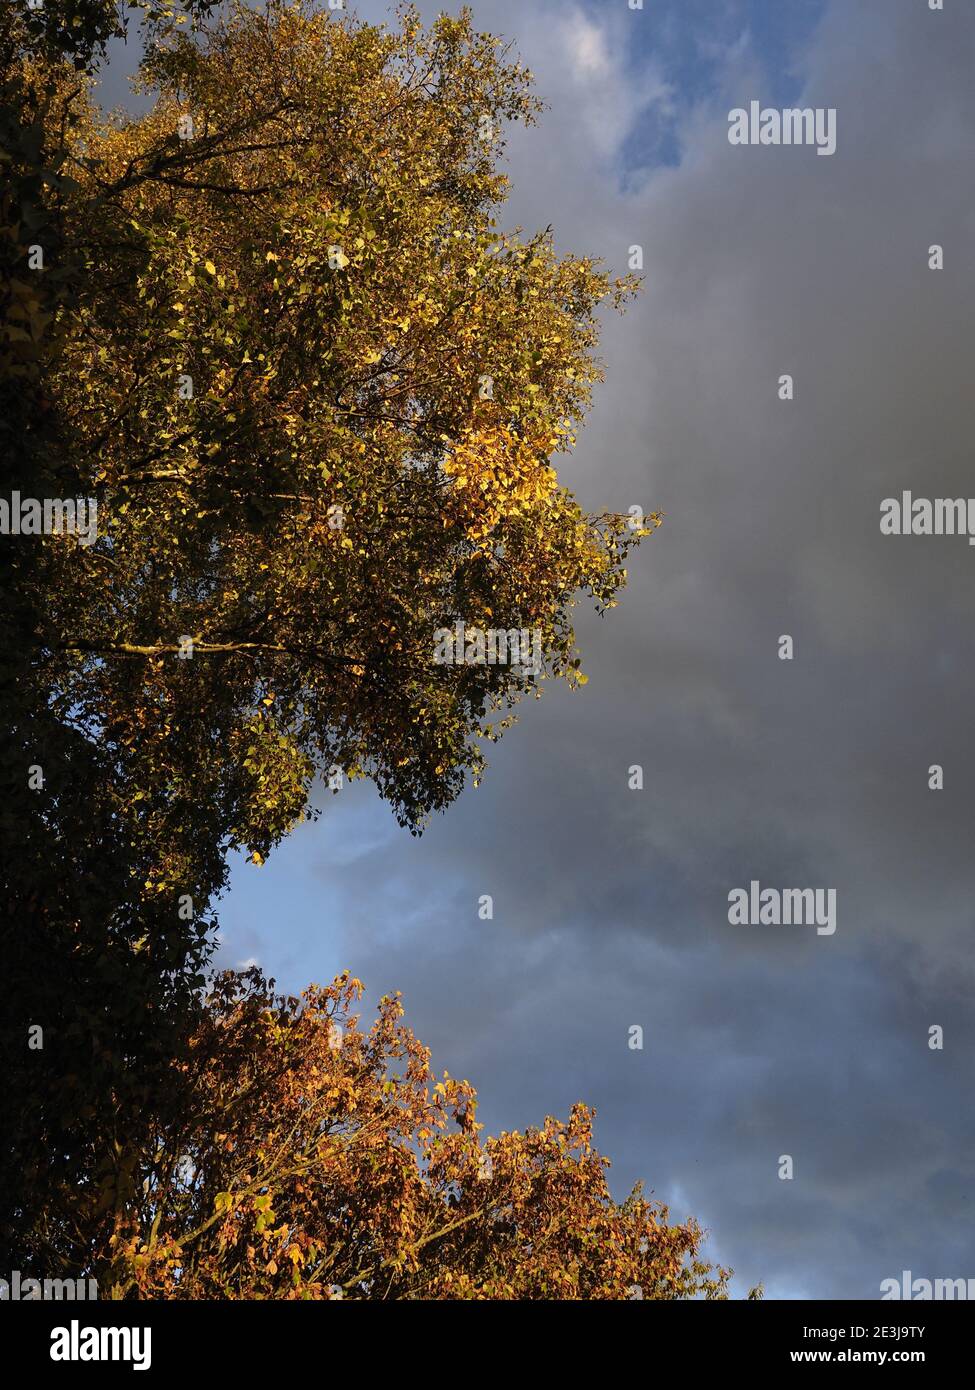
[209,0,975,1297]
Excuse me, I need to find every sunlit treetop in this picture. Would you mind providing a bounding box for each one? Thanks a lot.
[31,1,660,881]
[99,968,734,1301]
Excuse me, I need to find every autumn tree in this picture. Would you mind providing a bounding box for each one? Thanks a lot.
[90,968,731,1301]
[45,0,656,845]
[1,2,660,1271]
[0,0,222,1272]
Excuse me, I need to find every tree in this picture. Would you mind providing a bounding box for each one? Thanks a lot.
[1,1,662,1275]
[42,0,657,849]
[98,968,733,1301]
[0,0,221,1272]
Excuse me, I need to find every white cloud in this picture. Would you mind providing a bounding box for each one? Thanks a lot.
[563,10,613,80]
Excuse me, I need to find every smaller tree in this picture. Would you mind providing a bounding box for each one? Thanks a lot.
[100,969,735,1300]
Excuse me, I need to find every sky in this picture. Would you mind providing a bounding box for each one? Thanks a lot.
[100,0,975,1299]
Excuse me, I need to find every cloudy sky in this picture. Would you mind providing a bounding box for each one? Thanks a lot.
[104,0,974,1298]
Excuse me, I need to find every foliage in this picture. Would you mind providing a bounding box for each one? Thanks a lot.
[0,1,666,1284]
[102,969,732,1301]
[44,0,656,846]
